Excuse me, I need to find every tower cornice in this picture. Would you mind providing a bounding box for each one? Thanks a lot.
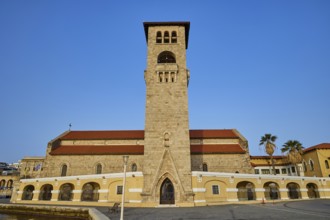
[143,21,190,49]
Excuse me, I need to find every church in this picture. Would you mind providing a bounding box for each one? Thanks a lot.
[11,22,330,207]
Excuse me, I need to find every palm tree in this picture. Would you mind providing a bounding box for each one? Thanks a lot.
[259,134,277,175]
[281,140,304,176]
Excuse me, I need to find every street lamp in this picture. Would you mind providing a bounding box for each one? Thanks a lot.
[120,155,129,220]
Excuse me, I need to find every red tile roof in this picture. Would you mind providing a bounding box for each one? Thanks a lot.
[191,144,245,154]
[50,145,144,155]
[58,129,240,140]
[189,129,239,139]
[60,130,145,140]
[304,143,330,153]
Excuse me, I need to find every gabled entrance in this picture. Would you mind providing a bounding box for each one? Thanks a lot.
[160,178,175,204]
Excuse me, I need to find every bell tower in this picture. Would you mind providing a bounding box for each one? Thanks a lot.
[142,22,193,205]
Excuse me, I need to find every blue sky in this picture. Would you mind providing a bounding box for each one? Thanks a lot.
[1,0,329,163]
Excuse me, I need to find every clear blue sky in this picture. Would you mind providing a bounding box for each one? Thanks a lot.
[1,0,329,163]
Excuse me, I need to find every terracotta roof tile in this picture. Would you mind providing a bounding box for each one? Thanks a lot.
[59,129,239,140]
[304,143,330,153]
[189,129,239,139]
[61,130,145,140]
[191,144,245,154]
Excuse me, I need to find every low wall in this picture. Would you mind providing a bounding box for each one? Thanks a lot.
[0,204,110,220]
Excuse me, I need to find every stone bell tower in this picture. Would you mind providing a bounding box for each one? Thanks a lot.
[142,22,194,206]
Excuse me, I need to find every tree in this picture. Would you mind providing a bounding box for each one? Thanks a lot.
[259,134,277,175]
[281,140,304,176]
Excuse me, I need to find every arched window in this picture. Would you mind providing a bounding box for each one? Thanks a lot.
[156,31,162,43]
[0,180,5,189]
[96,163,102,174]
[303,161,307,172]
[171,31,177,43]
[157,51,176,64]
[61,164,67,177]
[325,160,329,169]
[164,31,170,43]
[58,183,74,201]
[39,184,53,201]
[22,185,34,200]
[310,160,314,171]
[6,180,13,189]
[131,163,137,172]
[202,163,208,172]
[81,182,100,202]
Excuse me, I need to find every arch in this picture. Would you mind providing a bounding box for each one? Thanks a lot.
[39,184,53,201]
[236,181,256,201]
[6,179,13,189]
[263,182,280,200]
[325,160,329,169]
[202,163,208,172]
[22,185,34,200]
[160,178,175,204]
[81,182,100,202]
[96,163,102,174]
[171,31,177,43]
[157,51,176,64]
[156,31,162,43]
[61,164,68,177]
[164,31,170,43]
[0,179,5,189]
[287,182,301,199]
[58,183,74,201]
[131,163,137,172]
[306,183,319,198]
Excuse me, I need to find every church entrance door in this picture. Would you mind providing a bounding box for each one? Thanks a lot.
[160,178,175,204]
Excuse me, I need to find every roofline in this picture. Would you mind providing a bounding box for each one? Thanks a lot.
[143,21,190,49]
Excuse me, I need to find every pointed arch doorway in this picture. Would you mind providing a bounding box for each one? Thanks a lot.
[160,178,175,204]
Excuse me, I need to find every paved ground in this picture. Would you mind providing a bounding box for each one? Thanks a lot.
[98,199,330,220]
[1,198,330,220]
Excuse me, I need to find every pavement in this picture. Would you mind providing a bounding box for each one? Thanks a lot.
[1,198,330,220]
[97,199,330,220]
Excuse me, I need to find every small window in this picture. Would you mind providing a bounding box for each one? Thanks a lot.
[159,72,163,82]
[325,160,329,169]
[165,72,169,83]
[291,166,295,173]
[310,160,314,171]
[281,168,287,174]
[131,163,137,172]
[164,31,169,43]
[303,162,307,172]
[61,164,67,177]
[156,31,162,43]
[171,31,177,43]
[96,163,102,174]
[171,72,175,82]
[202,163,208,172]
[117,185,123,195]
[261,169,270,174]
[212,185,219,194]
[254,169,260,174]
[275,169,280,174]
